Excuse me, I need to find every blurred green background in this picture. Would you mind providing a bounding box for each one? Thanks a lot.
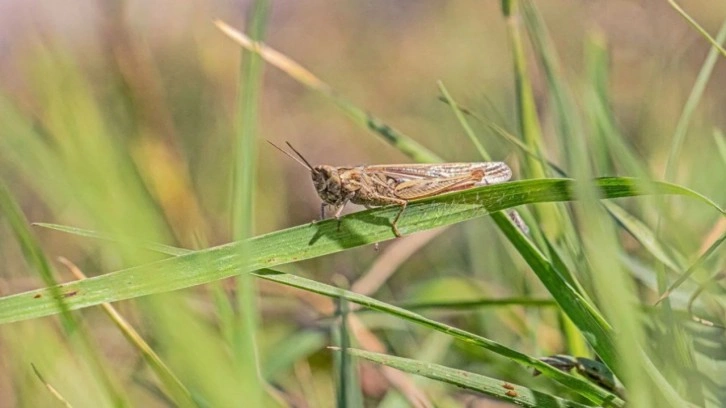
[0,0,725,407]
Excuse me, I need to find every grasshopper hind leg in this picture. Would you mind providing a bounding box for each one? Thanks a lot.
[391,201,407,237]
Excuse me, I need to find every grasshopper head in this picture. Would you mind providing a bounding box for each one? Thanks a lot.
[266,141,345,205]
[312,165,342,204]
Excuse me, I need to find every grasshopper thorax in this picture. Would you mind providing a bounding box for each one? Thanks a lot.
[312,165,344,205]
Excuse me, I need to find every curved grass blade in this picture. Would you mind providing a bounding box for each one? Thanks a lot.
[335,348,595,408]
[0,178,721,325]
[255,271,622,406]
[437,81,491,161]
[436,97,568,177]
[214,20,440,163]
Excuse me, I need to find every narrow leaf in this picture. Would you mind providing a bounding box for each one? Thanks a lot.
[337,348,595,408]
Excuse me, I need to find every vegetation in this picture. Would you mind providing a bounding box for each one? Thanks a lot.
[0,1,724,407]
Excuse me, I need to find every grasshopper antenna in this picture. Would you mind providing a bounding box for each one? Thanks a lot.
[284,141,316,170]
[267,140,315,171]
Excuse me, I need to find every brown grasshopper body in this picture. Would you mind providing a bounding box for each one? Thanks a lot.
[270,142,512,237]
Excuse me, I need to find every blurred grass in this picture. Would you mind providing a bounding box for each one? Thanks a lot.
[228,0,270,406]
[1,1,725,407]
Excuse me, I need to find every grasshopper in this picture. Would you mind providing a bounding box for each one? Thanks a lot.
[269,141,512,237]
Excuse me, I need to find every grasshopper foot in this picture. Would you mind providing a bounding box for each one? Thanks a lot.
[392,223,402,238]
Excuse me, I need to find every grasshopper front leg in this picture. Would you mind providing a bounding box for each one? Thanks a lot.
[320,203,327,221]
[333,200,349,231]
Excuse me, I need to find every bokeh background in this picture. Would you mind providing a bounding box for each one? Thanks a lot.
[0,0,725,407]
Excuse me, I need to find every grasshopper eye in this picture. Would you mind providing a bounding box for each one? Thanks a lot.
[315,166,335,178]
[311,167,329,185]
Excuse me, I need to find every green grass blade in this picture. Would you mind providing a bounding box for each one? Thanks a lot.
[664,19,726,183]
[503,0,568,243]
[0,182,68,316]
[502,0,548,180]
[338,348,594,408]
[229,1,269,404]
[437,97,570,176]
[2,177,720,323]
[9,179,723,405]
[715,129,726,165]
[397,297,556,311]
[437,81,492,161]
[490,210,613,343]
[583,32,652,179]
[334,299,363,408]
[521,1,583,159]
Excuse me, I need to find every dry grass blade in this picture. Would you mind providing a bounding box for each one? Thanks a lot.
[214,21,330,91]
[667,1,726,58]
[31,364,74,408]
[213,20,440,163]
[351,228,447,296]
